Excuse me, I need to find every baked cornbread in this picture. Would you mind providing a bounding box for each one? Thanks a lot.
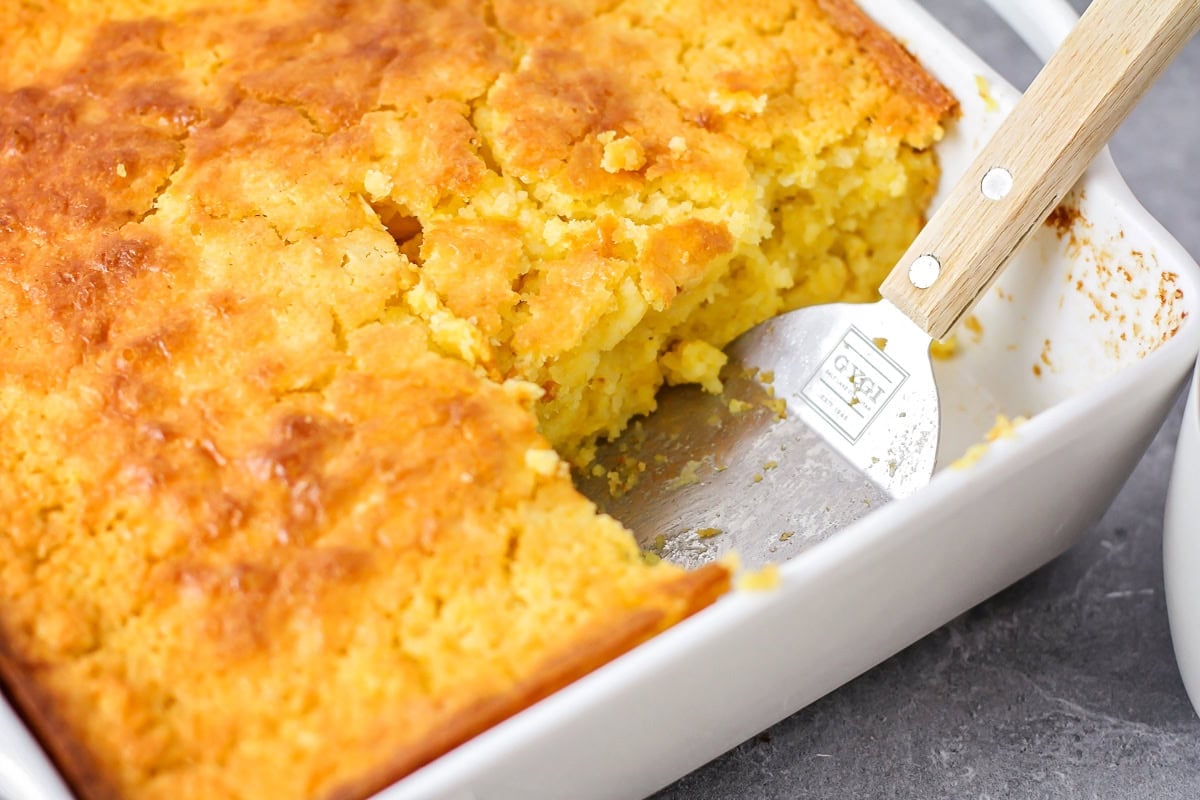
[0,2,955,799]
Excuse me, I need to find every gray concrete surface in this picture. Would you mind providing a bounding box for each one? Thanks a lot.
[653,2,1200,798]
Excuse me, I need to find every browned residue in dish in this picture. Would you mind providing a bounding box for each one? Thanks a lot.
[1045,202,1084,240]
[1046,195,1186,360]
[1156,271,1187,347]
[963,314,983,341]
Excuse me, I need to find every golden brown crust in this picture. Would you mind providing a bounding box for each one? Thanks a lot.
[322,562,729,800]
[1,560,731,800]
[0,643,124,800]
[815,0,960,121]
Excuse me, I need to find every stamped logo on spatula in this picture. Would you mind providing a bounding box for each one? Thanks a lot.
[800,327,909,444]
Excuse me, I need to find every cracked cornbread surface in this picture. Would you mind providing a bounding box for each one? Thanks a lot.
[0,1,954,798]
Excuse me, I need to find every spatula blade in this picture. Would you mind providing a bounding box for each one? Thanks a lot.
[575,300,938,570]
[745,299,939,499]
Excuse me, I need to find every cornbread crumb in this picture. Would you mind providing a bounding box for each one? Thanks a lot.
[501,379,547,407]
[525,448,563,477]
[964,314,984,339]
[976,74,1000,112]
[930,336,959,360]
[951,415,1029,469]
[709,88,769,115]
[662,339,729,394]
[952,443,990,470]
[985,414,1028,442]
[599,131,647,173]
[736,563,781,592]
[696,527,723,539]
[363,168,394,200]
[668,459,705,490]
[728,399,754,415]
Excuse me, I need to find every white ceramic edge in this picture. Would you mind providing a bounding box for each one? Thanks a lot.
[1165,359,1200,718]
[0,721,69,800]
[980,0,1079,62]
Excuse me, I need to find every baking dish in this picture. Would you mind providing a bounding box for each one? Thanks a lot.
[2,1,1198,799]
[1166,361,1200,719]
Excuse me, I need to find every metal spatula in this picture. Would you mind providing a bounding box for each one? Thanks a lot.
[577,0,1200,569]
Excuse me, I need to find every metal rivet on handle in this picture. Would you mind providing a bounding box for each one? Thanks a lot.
[981,166,1013,200]
[909,254,941,289]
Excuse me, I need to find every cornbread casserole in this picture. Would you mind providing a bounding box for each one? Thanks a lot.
[0,1,954,798]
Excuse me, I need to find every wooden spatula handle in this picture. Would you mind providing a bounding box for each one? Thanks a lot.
[881,0,1200,340]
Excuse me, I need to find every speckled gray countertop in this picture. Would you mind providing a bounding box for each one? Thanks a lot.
[654,2,1200,798]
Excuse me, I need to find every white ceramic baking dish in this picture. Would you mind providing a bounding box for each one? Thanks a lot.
[1166,362,1200,719]
[2,1,1198,799]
